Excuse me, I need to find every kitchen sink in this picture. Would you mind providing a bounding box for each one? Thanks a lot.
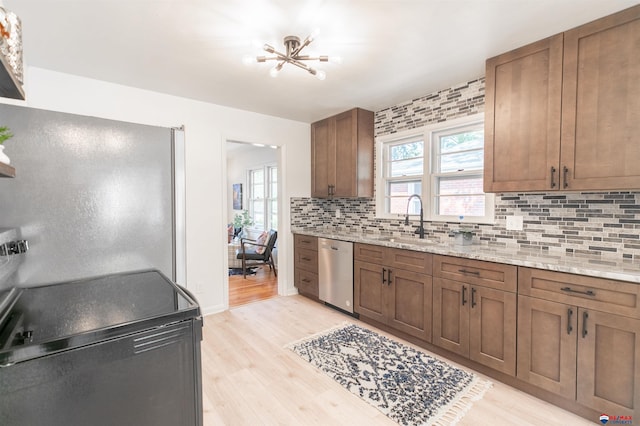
[369,235,439,246]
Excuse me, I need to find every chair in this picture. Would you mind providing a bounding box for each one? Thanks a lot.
[236,230,277,279]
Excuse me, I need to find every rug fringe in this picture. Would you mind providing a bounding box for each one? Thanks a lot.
[424,376,493,426]
[284,321,353,349]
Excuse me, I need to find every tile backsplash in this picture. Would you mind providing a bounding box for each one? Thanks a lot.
[292,77,640,261]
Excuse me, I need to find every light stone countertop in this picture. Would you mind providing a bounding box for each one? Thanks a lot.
[292,228,640,284]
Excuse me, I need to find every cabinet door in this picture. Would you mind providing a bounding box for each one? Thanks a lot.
[469,286,517,376]
[354,260,386,323]
[311,117,331,197]
[561,6,640,190]
[333,110,357,197]
[577,309,640,416]
[387,268,432,342]
[432,278,469,357]
[484,34,563,192]
[517,296,577,397]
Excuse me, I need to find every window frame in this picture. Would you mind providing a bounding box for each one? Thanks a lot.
[376,113,495,224]
[247,163,278,231]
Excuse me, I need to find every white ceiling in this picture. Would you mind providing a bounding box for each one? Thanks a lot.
[5,0,639,123]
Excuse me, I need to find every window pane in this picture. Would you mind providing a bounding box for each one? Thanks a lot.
[438,176,484,195]
[252,169,264,184]
[387,181,422,215]
[251,200,265,228]
[252,183,264,199]
[440,130,483,153]
[440,150,484,173]
[437,194,485,216]
[390,158,424,177]
[390,141,423,160]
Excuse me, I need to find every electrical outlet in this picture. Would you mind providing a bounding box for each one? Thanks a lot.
[335,208,341,218]
[506,215,524,231]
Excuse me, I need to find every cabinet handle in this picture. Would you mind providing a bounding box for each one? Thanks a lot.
[382,268,387,285]
[550,166,557,188]
[301,239,310,243]
[582,311,588,338]
[560,287,595,297]
[461,286,467,306]
[301,278,311,283]
[563,166,569,188]
[458,269,480,276]
[301,257,311,261]
[471,287,477,308]
[387,269,392,285]
[567,308,573,335]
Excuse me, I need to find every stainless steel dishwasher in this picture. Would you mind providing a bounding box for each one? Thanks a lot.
[318,238,354,313]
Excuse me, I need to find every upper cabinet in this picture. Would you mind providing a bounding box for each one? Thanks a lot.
[311,108,374,198]
[484,5,640,192]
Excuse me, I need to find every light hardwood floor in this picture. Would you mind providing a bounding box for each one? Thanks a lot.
[201,295,594,426]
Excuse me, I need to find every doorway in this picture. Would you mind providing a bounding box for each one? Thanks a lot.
[225,141,280,307]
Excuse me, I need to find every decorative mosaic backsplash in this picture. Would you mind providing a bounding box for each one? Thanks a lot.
[292,77,640,261]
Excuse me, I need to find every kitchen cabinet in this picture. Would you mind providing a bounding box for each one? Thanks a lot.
[293,234,318,299]
[354,243,432,341]
[432,255,517,376]
[518,267,640,416]
[484,4,640,192]
[311,108,374,198]
[0,162,15,178]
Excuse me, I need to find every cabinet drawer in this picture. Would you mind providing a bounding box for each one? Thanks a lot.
[295,268,319,298]
[519,267,640,319]
[433,255,517,292]
[354,243,385,264]
[386,248,432,276]
[294,234,317,251]
[295,247,318,273]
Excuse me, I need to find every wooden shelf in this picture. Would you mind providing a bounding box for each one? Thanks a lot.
[0,161,16,178]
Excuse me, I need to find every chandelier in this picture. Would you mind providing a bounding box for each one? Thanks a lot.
[243,32,340,80]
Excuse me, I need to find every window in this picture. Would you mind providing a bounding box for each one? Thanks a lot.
[248,164,278,231]
[377,114,494,223]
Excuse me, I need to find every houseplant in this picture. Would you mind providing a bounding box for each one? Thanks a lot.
[0,126,13,165]
[233,210,254,239]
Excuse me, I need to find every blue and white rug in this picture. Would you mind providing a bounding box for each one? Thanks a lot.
[287,323,492,426]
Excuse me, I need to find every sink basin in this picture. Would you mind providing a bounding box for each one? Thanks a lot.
[370,236,439,245]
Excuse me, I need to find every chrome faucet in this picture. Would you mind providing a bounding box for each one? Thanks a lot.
[404,194,426,239]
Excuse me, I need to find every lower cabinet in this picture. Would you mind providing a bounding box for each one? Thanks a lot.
[518,267,640,416]
[432,256,517,376]
[354,244,432,342]
[293,234,318,298]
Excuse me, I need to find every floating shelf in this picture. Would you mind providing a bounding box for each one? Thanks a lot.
[0,161,15,178]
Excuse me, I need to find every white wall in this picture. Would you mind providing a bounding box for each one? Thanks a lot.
[0,67,311,314]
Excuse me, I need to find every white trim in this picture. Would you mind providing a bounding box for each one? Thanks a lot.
[376,113,495,225]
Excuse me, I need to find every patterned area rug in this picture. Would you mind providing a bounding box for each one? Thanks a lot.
[287,323,492,426]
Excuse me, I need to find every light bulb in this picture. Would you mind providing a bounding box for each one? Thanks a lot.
[242,55,256,66]
[329,56,342,64]
[315,70,326,80]
[270,66,280,78]
[263,44,275,54]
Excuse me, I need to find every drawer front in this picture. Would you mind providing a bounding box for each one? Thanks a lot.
[354,243,385,264]
[519,267,640,319]
[433,255,517,292]
[295,247,318,273]
[386,248,432,276]
[294,234,318,251]
[295,268,319,298]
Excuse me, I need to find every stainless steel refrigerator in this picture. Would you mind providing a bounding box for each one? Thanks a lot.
[0,103,180,289]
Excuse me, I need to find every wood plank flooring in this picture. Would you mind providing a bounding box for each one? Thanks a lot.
[228,266,278,307]
[201,295,594,426]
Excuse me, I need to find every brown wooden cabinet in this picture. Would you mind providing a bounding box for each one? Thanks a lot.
[293,234,318,298]
[518,267,640,416]
[311,108,374,198]
[485,4,640,192]
[354,243,432,341]
[432,255,517,376]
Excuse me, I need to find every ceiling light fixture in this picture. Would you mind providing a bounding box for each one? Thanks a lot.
[243,32,340,80]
